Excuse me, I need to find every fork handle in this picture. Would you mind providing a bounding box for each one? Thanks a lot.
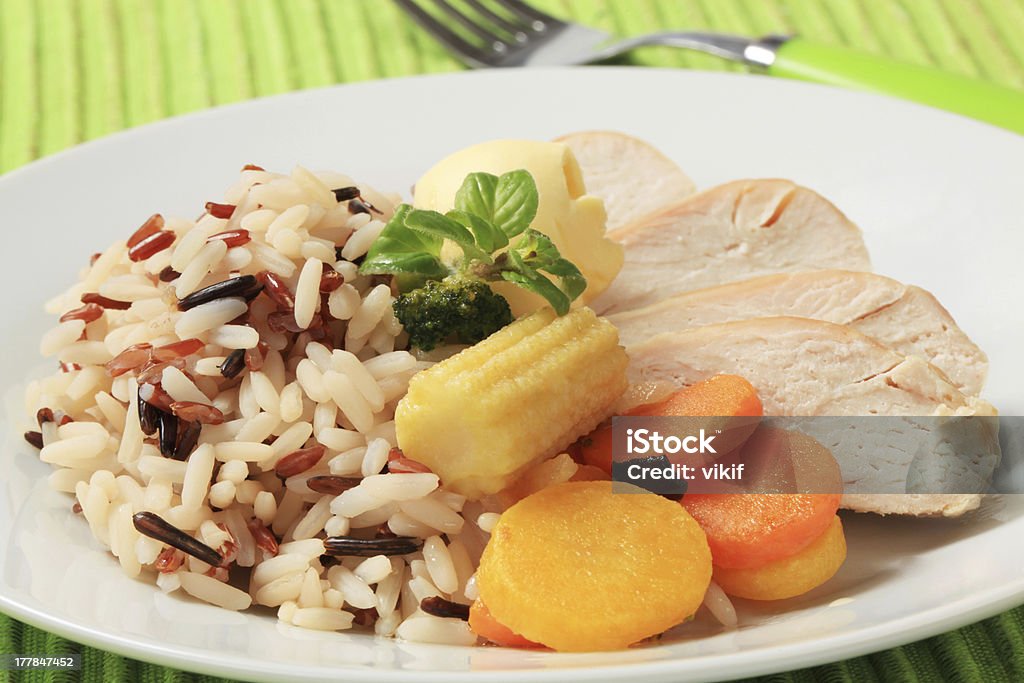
[768,38,1024,135]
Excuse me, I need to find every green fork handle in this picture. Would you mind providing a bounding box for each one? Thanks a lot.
[768,38,1024,136]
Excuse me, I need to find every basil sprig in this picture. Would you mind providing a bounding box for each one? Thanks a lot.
[360,170,586,315]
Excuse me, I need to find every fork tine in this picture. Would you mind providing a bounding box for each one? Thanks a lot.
[463,0,530,38]
[395,0,491,65]
[491,0,565,28]
[427,0,508,46]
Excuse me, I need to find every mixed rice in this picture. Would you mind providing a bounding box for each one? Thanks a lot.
[23,165,498,644]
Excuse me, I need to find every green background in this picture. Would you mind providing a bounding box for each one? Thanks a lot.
[2,0,1023,680]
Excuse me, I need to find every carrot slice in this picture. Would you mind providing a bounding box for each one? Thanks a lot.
[468,599,542,648]
[576,375,763,476]
[477,481,711,652]
[682,492,841,569]
[629,374,762,418]
[713,516,846,600]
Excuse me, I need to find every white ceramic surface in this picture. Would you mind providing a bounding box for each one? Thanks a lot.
[0,68,1022,682]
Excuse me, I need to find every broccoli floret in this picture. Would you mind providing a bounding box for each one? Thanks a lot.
[393,278,513,351]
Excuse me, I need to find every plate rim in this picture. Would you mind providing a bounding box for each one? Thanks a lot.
[2,66,1023,682]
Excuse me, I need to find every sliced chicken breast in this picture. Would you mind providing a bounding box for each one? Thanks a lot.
[554,131,696,232]
[593,179,872,314]
[610,270,987,395]
[627,317,998,517]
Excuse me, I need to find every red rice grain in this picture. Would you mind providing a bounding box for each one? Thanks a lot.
[208,230,252,247]
[387,448,433,474]
[205,202,236,219]
[127,214,165,248]
[154,547,184,573]
[258,271,295,309]
[105,343,153,377]
[59,303,104,324]
[274,445,326,478]
[23,431,43,449]
[81,293,131,310]
[247,518,279,556]
[170,401,225,425]
[128,230,176,262]
[153,338,205,361]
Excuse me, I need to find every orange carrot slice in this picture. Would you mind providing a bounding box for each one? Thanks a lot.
[682,492,841,569]
[468,599,542,648]
[713,516,846,600]
[577,375,763,476]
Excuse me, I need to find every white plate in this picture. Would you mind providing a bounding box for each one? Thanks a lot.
[1,68,1022,682]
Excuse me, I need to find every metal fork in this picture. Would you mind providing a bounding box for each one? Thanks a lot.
[395,0,1024,135]
[394,0,782,69]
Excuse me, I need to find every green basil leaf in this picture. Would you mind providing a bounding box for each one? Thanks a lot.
[544,258,588,301]
[447,209,509,252]
[454,170,538,238]
[454,172,498,223]
[513,229,561,268]
[359,205,447,277]
[501,270,571,315]
[493,170,538,237]
[403,209,475,248]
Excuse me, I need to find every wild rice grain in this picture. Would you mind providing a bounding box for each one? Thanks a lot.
[420,596,470,620]
[157,411,179,457]
[219,349,246,378]
[132,511,223,566]
[177,274,261,311]
[323,536,423,558]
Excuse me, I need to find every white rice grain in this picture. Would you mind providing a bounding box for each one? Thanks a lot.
[293,257,322,330]
[291,607,354,632]
[180,572,252,611]
[346,284,391,339]
[209,324,260,350]
[215,442,274,463]
[399,497,465,535]
[354,555,393,585]
[161,366,210,404]
[328,566,377,609]
[327,284,361,320]
[181,444,215,509]
[40,320,87,356]
[174,240,228,297]
[249,371,281,415]
[359,472,439,502]
[291,496,333,540]
[234,412,280,443]
[323,371,374,433]
[175,298,247,338]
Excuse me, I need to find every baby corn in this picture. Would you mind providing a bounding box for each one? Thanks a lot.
[395,307,628,498]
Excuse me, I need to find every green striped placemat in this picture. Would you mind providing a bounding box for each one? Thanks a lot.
[2,1,1022,681]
